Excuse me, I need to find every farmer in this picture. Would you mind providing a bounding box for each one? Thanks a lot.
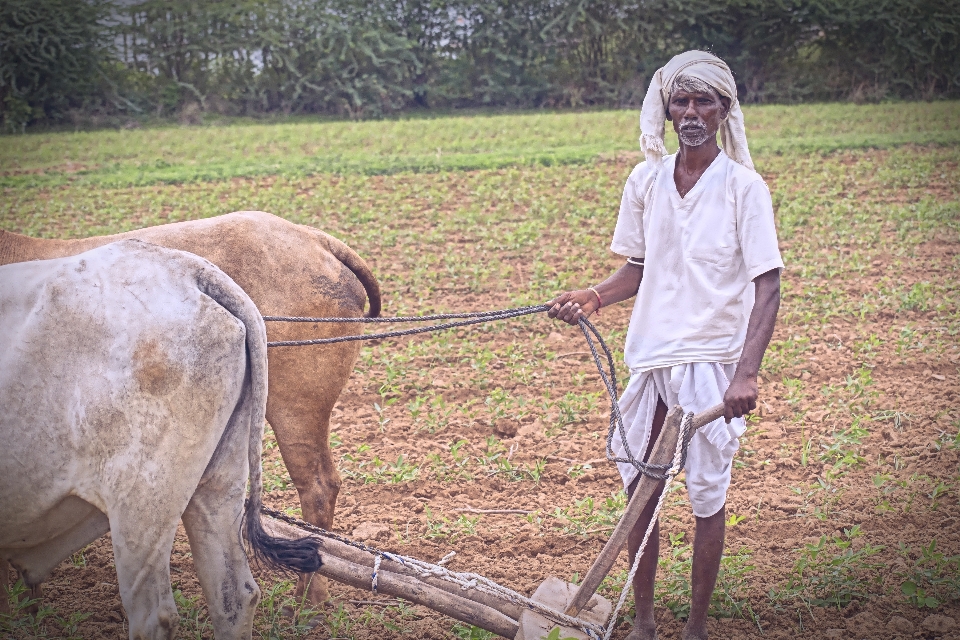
[548,50,782,640]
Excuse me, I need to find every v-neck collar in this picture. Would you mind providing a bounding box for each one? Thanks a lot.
[670,151,726,202]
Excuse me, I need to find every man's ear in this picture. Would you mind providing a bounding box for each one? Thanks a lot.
[719,96,731,119]
[665,107,672,122]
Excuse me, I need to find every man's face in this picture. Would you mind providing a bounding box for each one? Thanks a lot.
[668,89,731,148]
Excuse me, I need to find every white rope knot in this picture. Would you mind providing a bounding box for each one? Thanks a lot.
[371,554,382,593]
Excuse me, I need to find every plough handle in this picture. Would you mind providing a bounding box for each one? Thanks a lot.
[564,402,725,617]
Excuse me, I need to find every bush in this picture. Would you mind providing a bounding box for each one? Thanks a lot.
[2,0,958,129]
[0,0,111,131]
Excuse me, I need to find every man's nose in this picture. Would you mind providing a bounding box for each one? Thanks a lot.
[683,101,699,119]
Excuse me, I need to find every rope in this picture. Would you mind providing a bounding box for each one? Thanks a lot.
[261,505,605,638]
[264,305,549,347]
[602,411,693,640]
[261,303,697,635]
[265,305,674,481]
[264,306,549,323]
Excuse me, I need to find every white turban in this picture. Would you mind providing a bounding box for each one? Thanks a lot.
[639,50,754,171]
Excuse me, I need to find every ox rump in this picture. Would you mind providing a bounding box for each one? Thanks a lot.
[0,240,321,639]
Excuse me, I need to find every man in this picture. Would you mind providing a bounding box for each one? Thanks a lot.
[548,50,782,640]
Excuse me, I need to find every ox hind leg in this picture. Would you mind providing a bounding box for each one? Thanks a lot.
[265,341,360,606]
[106,509,181,640]
[180,404,261,640]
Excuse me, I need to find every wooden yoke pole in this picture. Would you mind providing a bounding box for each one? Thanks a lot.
[262,517,520,639]
[564,402,726,617]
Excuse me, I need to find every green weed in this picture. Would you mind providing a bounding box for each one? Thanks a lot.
[898,540,960,609]
[783,378,804,405]
[726,513,746,527]
[255,579,320,640]
[476,436,546,482]
[173,588,213,640]
[263,458,292,492]
[818,419,870,471]
[425,439,473,482]
[770,526,885,610]
[69,547,87,568]
[553,391,600,429]
[318,602,354,639]
[550,491,626,536]
[452,623,496,639]
[342,451,420,484]
[713,548,760,623]
[354,600,417,634]
[423,507,482,541]
[874,409,912,431]
[0,579,89,640]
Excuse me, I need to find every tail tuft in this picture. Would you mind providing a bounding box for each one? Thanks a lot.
[245,501,323,574]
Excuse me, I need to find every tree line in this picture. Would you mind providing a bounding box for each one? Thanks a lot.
[2,0,958,131]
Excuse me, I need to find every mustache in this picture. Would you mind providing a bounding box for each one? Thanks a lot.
[679,119,707,131]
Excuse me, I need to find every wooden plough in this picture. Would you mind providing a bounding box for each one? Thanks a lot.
[265,402,726,639]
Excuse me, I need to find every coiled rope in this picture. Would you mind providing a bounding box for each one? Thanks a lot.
[262,304,693,636]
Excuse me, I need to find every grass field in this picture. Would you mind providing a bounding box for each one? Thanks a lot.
[2,101,959,639]
[2,102,960,190]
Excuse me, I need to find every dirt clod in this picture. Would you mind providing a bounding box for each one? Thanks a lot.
[494,418,519,438]
[886,615,914,636]
[353,521,391,541]
[922,614,956,635]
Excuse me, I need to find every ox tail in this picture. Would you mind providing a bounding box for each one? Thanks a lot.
[197,266,323,575]
[300,225,382,318]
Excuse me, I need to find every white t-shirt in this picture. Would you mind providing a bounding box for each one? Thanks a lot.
[611,151,784,372]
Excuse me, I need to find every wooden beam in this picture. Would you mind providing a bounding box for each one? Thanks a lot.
[262,517,520,638]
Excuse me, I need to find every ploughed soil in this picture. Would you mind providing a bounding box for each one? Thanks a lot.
[4,152,959,640]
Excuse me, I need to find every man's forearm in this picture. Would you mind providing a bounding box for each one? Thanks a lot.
[593,262,644,307]
[723,268,780,420]
[734,269,781,380]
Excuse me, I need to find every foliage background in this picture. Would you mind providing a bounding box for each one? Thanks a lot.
[2,0,959,130]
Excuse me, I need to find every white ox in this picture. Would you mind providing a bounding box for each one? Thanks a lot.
[0,240,321,639]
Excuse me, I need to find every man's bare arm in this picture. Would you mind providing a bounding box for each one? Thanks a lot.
[548,262,643,325]
[724,268,781,421]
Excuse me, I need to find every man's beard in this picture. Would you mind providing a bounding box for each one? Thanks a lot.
[678,120,711,147]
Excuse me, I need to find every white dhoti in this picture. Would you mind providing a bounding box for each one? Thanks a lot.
[611,362,746,518]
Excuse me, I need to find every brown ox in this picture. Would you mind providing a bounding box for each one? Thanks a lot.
[0,210,380,606]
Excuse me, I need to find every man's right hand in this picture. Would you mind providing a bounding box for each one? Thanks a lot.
[547,290,599,326]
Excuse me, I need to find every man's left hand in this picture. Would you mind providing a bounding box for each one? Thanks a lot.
[723,375,758,423]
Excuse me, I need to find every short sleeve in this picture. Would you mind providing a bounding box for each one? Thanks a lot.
[737,178,784,280]
[610,162,652,258]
